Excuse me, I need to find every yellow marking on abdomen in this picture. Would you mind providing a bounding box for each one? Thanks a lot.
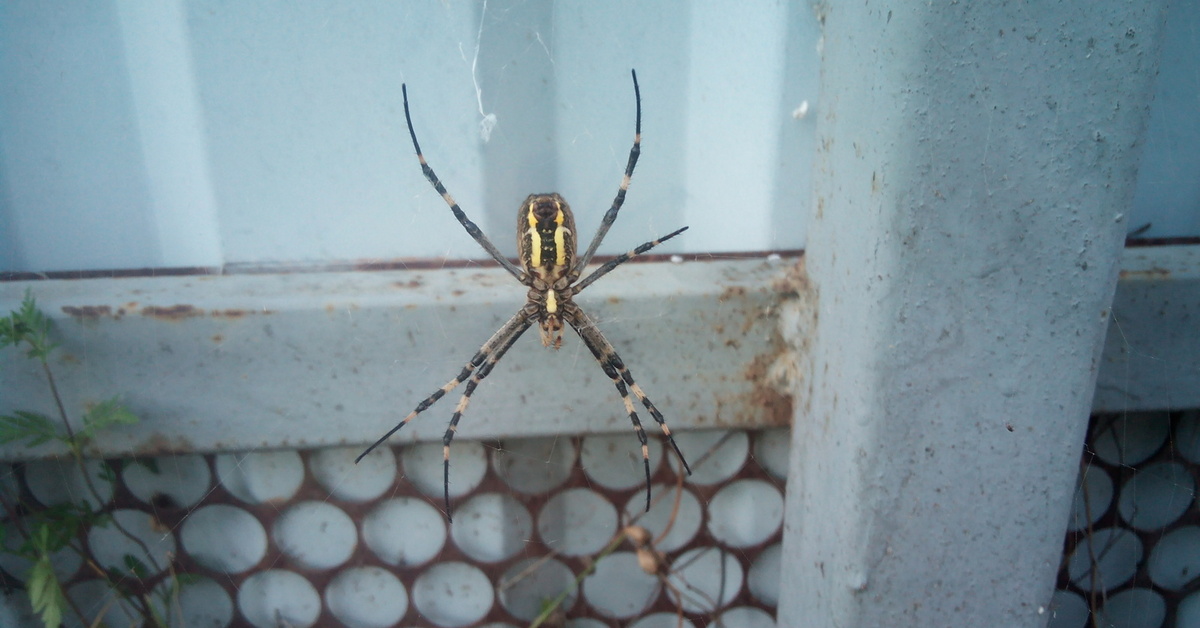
[553,202,567,266]
[554,225,567,266]
[527,208,542,267]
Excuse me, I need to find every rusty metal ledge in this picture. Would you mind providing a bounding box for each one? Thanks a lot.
[2,244,1193,460]
[0,257,798,460]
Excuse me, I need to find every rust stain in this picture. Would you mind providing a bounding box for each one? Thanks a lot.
[212,334,224,344]
[741,351,795,428]
[1118,266,1170,280]
[718,285,747,302]
[772,256,810,298]
[700,274,806,428]
[62,305,112,319]
[720,256,813,429]
[393,279,423,289]
[142,305,203,320]
[210,309,275,318]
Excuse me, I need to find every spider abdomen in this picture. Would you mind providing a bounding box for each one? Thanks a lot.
[519,193,577,282]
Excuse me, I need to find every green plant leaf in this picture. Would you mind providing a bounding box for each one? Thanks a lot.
[0,411,60,447]
[123,554,150,579]
[0,290,57,360]
[77,397,138,446]
[97,461,118,484]
[39,510,86,553]
[27,553,66,628]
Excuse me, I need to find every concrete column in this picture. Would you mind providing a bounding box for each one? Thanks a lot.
[779,2,1167,626]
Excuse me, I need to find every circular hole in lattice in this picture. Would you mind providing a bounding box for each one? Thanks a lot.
[1096,587,1166,628]
[671,430,749,486]
[752,428,790,480]
[237,569,321,628]
[1178,590,1200,626]
[215,451,304,504]
[361,496,446,567]
[564,619,608,628]
[181,504,267,573]
[1173,410,1200,464]
[123,454,211,508]
[325,566,408,628]
[494,436,577,495]
[666,546,744,614]
[1147,525,1200,591]
[538,487,619,557]
[411,562,494,627]
[272,500,357,570]
[1067,527,1143,592]
[65,579,166,628]
[176,575,235,628]
[1047,589,1089,628]
[498,557,577,621]
[450,492,533,563]
[310,446,396,502]
[583,551,660,619]
[1117,461,1195,531]
[0,524,81,584]
[25,459,112,509]
[748,542,782,607]
[1090,413,1169,466]
[629,613,698,628]
[87,508,176,578]
[1068,465,1114,532]
[621,484,702,552]
[707,478,784,548]
[403,441,487,502]
[719,606,777,627]
[581,433,664,491]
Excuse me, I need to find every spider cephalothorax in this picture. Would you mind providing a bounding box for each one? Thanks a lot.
[357,70,691,520]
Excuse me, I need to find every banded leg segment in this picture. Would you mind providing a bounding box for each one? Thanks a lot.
[575,69,644,275]
[438,315,532,520]
[356,311,532,465]
[402,84,526,281]
[573,225,689,294]
[567,308,692,512]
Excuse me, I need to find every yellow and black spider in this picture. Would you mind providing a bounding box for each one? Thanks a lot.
[357,70,692,519]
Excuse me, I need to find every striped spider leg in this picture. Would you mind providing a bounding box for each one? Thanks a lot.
[357,69,691,519]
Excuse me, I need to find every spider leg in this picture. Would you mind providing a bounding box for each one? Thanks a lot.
[402,84,526,282]
[575,69,643,275]
[357,311,532,519]
[572,225,688,295]
[438,315,532,520]
[566,307,692,513]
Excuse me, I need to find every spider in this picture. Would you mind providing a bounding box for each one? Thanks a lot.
[356,69,692,519]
